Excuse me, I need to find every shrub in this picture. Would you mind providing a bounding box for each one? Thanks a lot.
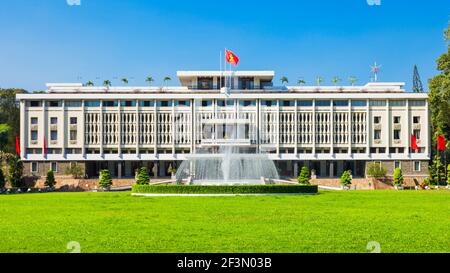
[45,169,56,188]
[297,166,311,185]
[167,164,176,176]
[429,155,445,185]
[98,169,112,189]
[0,168,5,188]
[447,164,450,186]
[135,167,150,185]
[393,167,404,186]
[7,155,23,188]
[65,163,84,179]
[340,170,352,187]
[366,162,386,179]
[132,184,318,194]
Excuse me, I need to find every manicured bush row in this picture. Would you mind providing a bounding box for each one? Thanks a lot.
[132,184,318,194]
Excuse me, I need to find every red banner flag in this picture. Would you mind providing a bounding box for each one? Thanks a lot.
[225,49,239,66]
[15,135,20,155]
[437,134,446,151]
[43,136,47,155]
[411,134,419,151]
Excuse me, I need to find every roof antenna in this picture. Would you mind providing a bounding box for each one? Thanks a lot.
[370,62,381,82]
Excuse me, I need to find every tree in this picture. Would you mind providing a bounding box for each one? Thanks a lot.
[0,124,11,151]
[85,81,94,86]
[103,80,112,87]
[331,76,341,86]
[297,166,311,185]
[340,170,352,187]
[393,167,404,186]
[45,169,56,188]
[136,167,150,185]
[0,168,5,189]
[429,21,450,160]
[7,155,23,188]
[315,76,324,86]
[121,78,129,85]
[65,163,84,179]
[413,65,424,93]
[366,162,386,179]
[297,79,306,85]
[145,76,154,86]
[0,88,26,154]
[280,76,289,85]
[429,155,445,185]
[348,76,358,86]
[163,77,171,86]
[167,164,176,177]
[99,169,112,189]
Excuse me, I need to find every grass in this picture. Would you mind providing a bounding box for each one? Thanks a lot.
[0,190,450,253]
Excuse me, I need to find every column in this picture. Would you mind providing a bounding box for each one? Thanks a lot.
[385,99,390,157]
[366,99,370,157]
[62,100,66,158]
[99,101,104,157]
[81,100,86,159]
[117,161,122,178]
[294,100,298,155]
[136,99,140,156]
[406,99,410,156]
[117,100,122,156]
[329,161,334,178]
[19,100,26,159]
[293,161,299,178]
[312,99,316,155]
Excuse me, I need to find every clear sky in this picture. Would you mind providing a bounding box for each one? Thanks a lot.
[0,0,449,91]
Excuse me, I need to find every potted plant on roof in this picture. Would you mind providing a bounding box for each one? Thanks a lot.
[297,78,306,86]
[280,76,289,86]
[145,76,154,86]
[348,76,358,86]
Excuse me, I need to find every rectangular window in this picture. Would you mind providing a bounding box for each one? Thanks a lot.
[351,100,367,107]
[31,162,38,173]
[374,130,381,140]
[316,100,331,107]
[29,101,41,107]
[281,100,295,107]
[157,100,173,107]
[217,100,234,107]
[378,147,386,153]
[139,100,154,107]
[48,101,61,107]
[413,129,420,140]
[333,100,349,107]
[70,117,77,125]
[413,116,420,124]
[374,116,381,124]
[65,101,82,107]
[103,101,118,107]
[239,100,256,107]
[84,100,100,107]
[120,100,136,107]
[70,130,77,141]
[369,100,386,107]
[50,117,57,124]
[31,130,38,141]
[410,100,426,107]
[31,117,38,124]
[390,100,406,107]
[394,161,401,169]
[51,162,57,173]
[297,100,313,107]
[175,100,191,107]
[393,116,401,124]
[51,130,58,141]
[393,129,401,140]
[414,161,421,172]
[261,100,277,107]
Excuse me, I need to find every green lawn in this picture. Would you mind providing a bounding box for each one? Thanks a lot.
[0,190,449,253]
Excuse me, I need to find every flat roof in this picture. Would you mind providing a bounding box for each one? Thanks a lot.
[176,71,275,78]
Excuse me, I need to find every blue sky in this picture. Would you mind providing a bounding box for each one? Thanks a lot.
[0,0,449,91]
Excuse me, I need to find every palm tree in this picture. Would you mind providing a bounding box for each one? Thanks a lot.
[315,76,324,86]
[348,76,358,86]
[331,76,341,86]
[103,80,112,88]
[85,81,94,86]
[163,76,171,86]
[145,76,154,86]
[280,76,289,85]
[121,78,129,85]
[297,78,306,85]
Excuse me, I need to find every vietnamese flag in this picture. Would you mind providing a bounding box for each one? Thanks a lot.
[43,136,47,155]
[437,134,446,151]
[225,49,239,66]
[411,134,419,151]
[15,135,20,155]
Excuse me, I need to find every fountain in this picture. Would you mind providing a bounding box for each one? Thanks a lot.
[175,98,280,185]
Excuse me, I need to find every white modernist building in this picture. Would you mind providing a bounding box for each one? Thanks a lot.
[17,70,430,179]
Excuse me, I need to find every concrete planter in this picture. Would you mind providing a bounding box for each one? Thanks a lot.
[341,185,350,190]
[446,185,450,190]
[394,185,404,190]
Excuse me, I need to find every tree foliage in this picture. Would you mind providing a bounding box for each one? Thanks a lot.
[297,166,311,185]
[136,167,150,185]
[0,168,5,189]
[7,155,23,188]
[393,167,404,186]
[65,163,84,179]
[429,155,446,185]
[45,169,56,188]
[0,89,26,153]
[366,162,386,179]
[99,169,112,189]
[340,170,352,187]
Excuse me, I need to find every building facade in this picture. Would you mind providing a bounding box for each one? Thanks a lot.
[17,71,430,180]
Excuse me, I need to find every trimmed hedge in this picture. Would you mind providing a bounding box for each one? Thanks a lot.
[132,184,318,194]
